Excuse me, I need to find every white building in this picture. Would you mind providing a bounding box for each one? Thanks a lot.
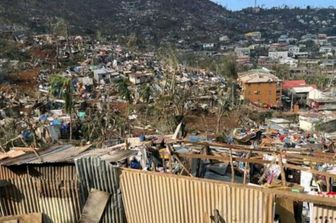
[288,45,300,55]
[219,35,230,42]
[235,47,251,57]
[93,68,112,82]
[268,51,288,60]
[319,46,335,54]
[129,73,153,85]
[279,57,298,68]
[202,43,215,50]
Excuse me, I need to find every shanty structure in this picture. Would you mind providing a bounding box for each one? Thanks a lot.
[0,140,336,222]
[238,69,282,107]
[0,144,131,223]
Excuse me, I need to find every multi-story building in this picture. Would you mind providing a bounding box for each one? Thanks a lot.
[238,69,282,107]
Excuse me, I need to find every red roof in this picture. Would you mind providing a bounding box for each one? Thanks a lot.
[282,80,306,90]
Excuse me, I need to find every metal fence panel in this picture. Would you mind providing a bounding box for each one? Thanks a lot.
[0,177,80,223]
[75,157,125,223]
[120,169,274,223]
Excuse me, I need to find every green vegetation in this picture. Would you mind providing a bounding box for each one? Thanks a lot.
[176,52,238,79]
[49,74,74,139]
[116,78,132,102]
[0,39,30,61]
[139,84,152,103]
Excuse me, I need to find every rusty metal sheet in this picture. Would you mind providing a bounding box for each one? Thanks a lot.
[120,169,275,223]
[75,157,125,223]
[0,165,76,180]
[79,189,110,223]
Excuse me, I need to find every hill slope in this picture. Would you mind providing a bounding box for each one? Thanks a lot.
[0,0,238,45]
[1,0,336,46]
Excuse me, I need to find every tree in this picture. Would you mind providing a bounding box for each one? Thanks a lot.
[49,75,74,140]
[158,45,180,95]
[273,64,290,80]
[96,30,103,42]
[52,18,71,67]
[139,84,152,103]
[215,89,231,134]
[117,78,132,102]
[221,56,238,80]
[212,55,238,80]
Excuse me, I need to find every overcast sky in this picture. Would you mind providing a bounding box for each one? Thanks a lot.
[213,0,336,11]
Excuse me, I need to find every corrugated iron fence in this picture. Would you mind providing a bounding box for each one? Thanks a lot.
[0,165,80,223]
[75,157,125,223]
[5,159,335,223]
[120,169,275,223]
[311,195,336,223]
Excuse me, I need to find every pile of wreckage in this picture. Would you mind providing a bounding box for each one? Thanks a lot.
[0,128,336,223]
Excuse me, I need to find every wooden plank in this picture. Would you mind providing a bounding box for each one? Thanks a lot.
[278,154,287,186]
[178,153,336,178]
[181,141,336,163]
[229,149,234,183]
[275,198,296,223]
[79,189,110,223]
[243,152,251,184]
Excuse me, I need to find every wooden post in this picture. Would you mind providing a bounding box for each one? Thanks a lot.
[174,154,193,177]
[278,154,287,187]
[243,151,251,184]
[162,158,166,173]
[169,155,173,173]
[327,177,331,192]
[230,149,235,183]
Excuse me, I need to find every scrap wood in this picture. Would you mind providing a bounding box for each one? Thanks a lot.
[13,146,42,160]
[278,153,287,186]
[275,197,296,223]
[1,135,22,147]
[259,156,277,184]
[180,141,336,165]
[79,189,110,223]
[77,144,93,153]
[173,154,193,177]
[178,152,336,180]
[229,149,235,183]
[243,151,251,184]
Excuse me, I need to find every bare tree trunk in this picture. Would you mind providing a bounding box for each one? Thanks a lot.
[69,114,72,141]
[56,42,59,69]
[66,23,72,59]
[216,110,224,134]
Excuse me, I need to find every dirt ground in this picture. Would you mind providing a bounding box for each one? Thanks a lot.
[185,110,242,134]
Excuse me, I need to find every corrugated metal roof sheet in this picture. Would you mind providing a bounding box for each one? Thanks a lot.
[282,80,306,90]
[238,71,281,83]
[0,144,134,166]
[75,157,126,223]
[0,165,76,180]
[0,145,91,166]
[120,169,275,223]
[78,148,137,163]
